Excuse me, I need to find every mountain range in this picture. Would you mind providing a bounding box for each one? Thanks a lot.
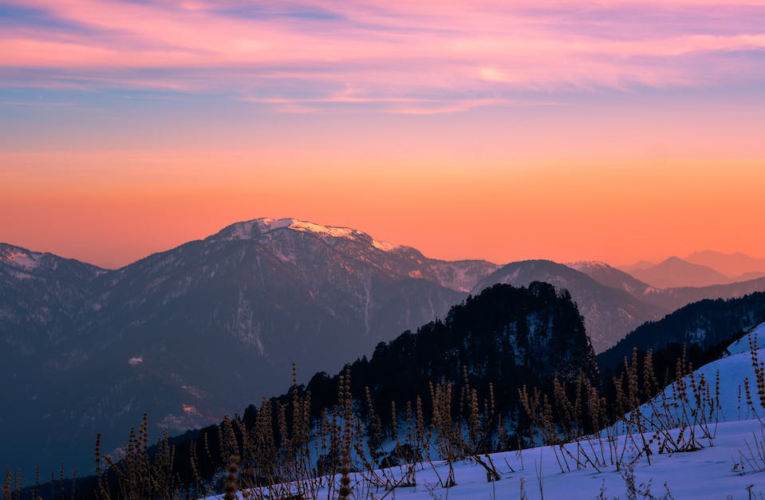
[3,218,765,477]
[471,259,765,352]
[686,250,765,278]
[620,252,765,288]
[473,260,665,351]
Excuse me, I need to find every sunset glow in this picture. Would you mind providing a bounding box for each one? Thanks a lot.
[2,0,765,267]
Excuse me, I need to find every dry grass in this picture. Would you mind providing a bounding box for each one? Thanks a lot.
[1,344,743,500]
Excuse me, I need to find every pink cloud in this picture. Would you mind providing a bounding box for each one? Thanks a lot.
[1,0,765,112]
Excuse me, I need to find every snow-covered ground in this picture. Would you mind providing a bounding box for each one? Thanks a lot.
[204,420,765,499]
[204,323,765,499]
[629,321,765,426]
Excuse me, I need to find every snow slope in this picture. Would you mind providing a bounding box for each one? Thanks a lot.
[203,323,765,499]
[203,423,765,499]
[633,321,765,425]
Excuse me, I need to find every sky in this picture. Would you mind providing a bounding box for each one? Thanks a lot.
[1,0,765,269]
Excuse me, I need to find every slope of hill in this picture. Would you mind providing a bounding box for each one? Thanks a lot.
[568,260,656,296]
[597,291,765,374]
[645,276,765,311]
[0,218,498,478]
[472,260,667,352]
[630,256,731,288]
[632,321,765,424]
[735,270,765,281]
[0,243,103,354]
[619,259,655,273]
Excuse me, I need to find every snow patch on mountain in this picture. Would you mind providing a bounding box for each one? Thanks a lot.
[372,239,400,252]
[219,218,359,241]
[429,260,501,293]
[7,251,41,270]
[1,249,42,271]
[217,217,403,253]
[288,219,357,238]
[228,290,265,355]
[568,260,610,271]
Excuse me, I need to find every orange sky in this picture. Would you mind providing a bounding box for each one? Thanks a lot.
[2,148,765,269]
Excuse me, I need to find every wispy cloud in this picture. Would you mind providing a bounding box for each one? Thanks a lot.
[1,0,764,112]
[242,93,561,114]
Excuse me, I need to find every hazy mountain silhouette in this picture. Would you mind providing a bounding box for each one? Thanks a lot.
[629,256,731,288]
[685,250,765,279]
[618,260,655,273]
[575,260,765,311]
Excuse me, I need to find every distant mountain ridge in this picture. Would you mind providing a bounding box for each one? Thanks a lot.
[573,260,765,312]
[628,256,731,289]
[685,250,765,279]
[619,252,765,288]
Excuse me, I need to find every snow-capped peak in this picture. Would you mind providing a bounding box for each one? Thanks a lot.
[283,219,358,238]
[215,218,401,252]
